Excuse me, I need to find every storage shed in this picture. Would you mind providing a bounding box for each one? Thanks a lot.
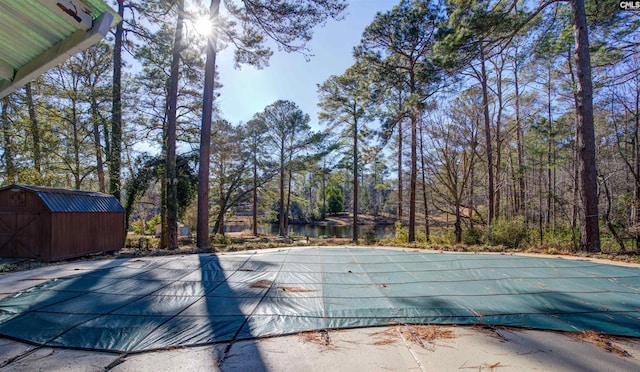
[0,185,125,261]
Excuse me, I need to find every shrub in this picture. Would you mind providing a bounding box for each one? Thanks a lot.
[364,229,378,245]
[147,237,161,249]
[125,236,160,249]
[326,184,344,215]
[394,221,408,243]
[415,230,428,244]
[131,219,145,235]
[210,234,232,245]
[462,227,484,245]
[0,264,16,273]
[488,218,530,248]
[146,214,161,235]
[430,230,456,245]
[542,225,578,251]
[130,216,160,236]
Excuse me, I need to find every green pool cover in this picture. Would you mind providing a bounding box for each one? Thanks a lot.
[0,247,638,352]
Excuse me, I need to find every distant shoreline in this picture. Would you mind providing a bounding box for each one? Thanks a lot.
[226,213,397,227]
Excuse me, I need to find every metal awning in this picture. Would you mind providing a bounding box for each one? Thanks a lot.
[0,0,120,99]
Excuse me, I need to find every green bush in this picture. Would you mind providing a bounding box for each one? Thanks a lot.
[125,235,137,248]
[364,229,378,245]
[488,218,530,248]
[147,237,161,249]
[131,215,162,236]
[146,215,161,235]
[542,225,578,251]
[462,227,484,245]
[394,221,408,243]
[0,264,16,272]
[415,230,428,244]
[430,230,456,245]
[326,184,344,215]
[125,235,160,249]
[131,219,145,235]
[210,234,232,245]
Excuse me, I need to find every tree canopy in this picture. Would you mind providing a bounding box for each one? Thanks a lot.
[2,0,639,253]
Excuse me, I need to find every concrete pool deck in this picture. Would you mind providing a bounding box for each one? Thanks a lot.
[1,247,639,371]
[1,325,640,371]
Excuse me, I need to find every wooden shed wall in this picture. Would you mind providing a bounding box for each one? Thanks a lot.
[0,189,51,259]
[0,187,125,261]
[50,212,125,261]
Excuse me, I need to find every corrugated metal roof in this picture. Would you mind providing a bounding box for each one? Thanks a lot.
[2,184,125,213]
[0,0,120,98]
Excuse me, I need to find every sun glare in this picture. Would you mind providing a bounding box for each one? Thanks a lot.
[193,15,213,36]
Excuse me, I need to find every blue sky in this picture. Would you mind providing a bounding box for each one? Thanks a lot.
[215,0,395,127]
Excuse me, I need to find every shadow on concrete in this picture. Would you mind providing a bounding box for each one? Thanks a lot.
[0,253,274,371]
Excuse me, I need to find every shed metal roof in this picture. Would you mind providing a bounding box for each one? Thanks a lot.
[1,184,125,213]
[0,0,120,98]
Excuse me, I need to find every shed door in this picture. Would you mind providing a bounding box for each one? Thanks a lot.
[0,212,41,258]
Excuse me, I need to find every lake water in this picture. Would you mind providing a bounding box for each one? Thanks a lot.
[225,223,394,239]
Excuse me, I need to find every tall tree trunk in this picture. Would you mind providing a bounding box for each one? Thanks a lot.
[397,119,403,222]
[494,61,504,221]
[454,167,461,243]
[353,116,359,243]
[71,99,81,189]
[278,138,286,236]
[212,191,227,237]
[160,78,170,249]
[109,0,124,200]
[547,65,553,227]
[538,151,544,244]
[635,82,640,251]
[219,209,225,236]
[308,173,313,219]
[553,134,557,227]
[1,97,15,182]
[419,122,430,241]
[252,151,258,236]
[513,47,525,216]
[90,93,106,193]
[601,175,625,252]
[568,47,580,232]
[407,65,418,243]
[469,117,479,229]
[160,160,168,248]
[571,0,600,252]
[103,117,110,165]
[197,0,221,249]
[322,160,327,220]
[166,0,185,250]
[373,158,379,218]
[285,167,292,233]
[25,83,41,175]
[480,45,495,225]
[508,148,516,218]
[409,107,418,243]
[628,74,640,251]
[454,202,462,243]
[218,182,225,235]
